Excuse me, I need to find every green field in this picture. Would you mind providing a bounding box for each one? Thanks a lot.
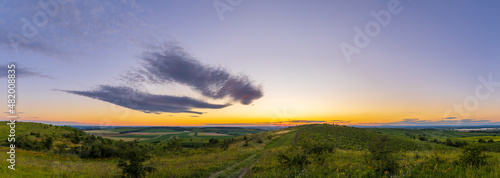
[2,122,500,177]
[83,126,262,145]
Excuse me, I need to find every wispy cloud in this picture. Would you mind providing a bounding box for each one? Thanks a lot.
[329,120,352,124]
[60,85,230,115]
[288,120,326,124]
[0,0,147,60]
[0,119,92,126]
[357,118,500,126]
[0,63,53,78]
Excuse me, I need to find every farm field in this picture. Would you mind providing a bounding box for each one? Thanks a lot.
[1,122,500,177]
[84,126,261,146]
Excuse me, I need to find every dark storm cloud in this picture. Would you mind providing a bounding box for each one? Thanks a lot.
[60,85,230,115]
[124,43,263,105]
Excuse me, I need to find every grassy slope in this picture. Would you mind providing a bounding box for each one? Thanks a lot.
[246,124,500,177]
[0,121,78,141]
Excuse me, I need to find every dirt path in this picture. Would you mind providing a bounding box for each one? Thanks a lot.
[208,152,260,178]
[209,129,296,178]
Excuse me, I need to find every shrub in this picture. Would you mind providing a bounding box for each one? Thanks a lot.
[367,135,398,175]
[117,140,155,177]
[257,139,263,143]
[445,138,455,147]
[277,147,310,168]
[208,138,219,145]
[55,143,68,153]
[43,136,54,150]
[459,145,490,166]
[166,138,182,153]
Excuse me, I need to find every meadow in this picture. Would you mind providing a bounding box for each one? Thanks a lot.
[1,122,499,177]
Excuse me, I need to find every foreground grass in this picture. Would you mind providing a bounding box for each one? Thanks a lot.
[246,147,500,177]
[0,147,120,177]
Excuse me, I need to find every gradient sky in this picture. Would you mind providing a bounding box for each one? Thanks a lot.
[1,0,499,127]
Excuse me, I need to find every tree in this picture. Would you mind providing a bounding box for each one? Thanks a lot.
[487,139,494,143]
[43,136,54,150]
[478,139,486,143]
[117,140,155,177]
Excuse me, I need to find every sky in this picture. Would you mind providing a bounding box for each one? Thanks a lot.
[1,0,499,127]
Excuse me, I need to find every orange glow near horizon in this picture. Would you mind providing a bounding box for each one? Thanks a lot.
[10,95,500,127]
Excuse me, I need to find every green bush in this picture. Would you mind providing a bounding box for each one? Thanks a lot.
[43,136,54,150]
[367,135,398,175]
[459,145,490,166]
[165,138,182,153]
[117,140,155,177]
[277,147,310,168]
[209,138,219,145]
